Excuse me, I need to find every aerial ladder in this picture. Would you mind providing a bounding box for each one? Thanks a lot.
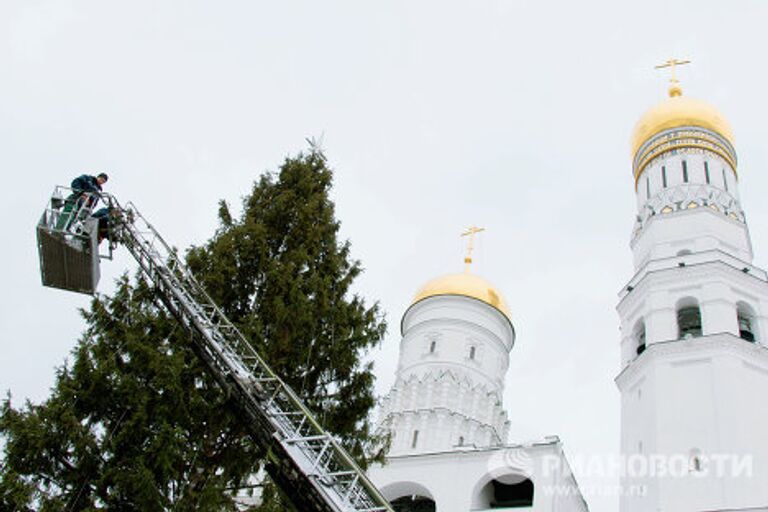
[36,186,393,512]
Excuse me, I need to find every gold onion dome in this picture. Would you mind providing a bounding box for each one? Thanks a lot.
[410,272,511,319]
[631,85,734,156]
[630,82,736,182]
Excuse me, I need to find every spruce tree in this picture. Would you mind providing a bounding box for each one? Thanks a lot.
[0,148,386,511]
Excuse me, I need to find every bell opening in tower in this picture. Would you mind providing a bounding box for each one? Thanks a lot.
[737,303,757,342]
[677,304,702,339]
[390,495,436,512]
[475,475,535,509]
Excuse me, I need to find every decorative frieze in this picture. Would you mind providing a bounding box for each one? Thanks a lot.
[632,183,744,241]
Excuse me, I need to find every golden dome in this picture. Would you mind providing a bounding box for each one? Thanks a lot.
[410,272,511,319]
[631,85,734,157]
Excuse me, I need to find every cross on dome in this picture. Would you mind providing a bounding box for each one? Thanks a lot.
[461,225,485,272]
[407,226,511,321]
[655,58,691,97]
[630,58,735,178]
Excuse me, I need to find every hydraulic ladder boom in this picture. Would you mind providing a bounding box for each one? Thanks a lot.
[43,191,392,512]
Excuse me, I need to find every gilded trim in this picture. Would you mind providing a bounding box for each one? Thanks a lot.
[633,129,738,188]
[635,129,735,168]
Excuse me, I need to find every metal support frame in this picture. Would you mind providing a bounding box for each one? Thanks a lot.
[99,198,392,512]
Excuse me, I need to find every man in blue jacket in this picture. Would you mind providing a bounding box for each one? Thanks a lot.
[71,172,109,194]
[56,173,110,231]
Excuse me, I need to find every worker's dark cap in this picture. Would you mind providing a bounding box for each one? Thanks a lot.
[97,173,109,182]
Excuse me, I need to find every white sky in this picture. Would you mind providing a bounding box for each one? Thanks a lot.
[2,2,768,511]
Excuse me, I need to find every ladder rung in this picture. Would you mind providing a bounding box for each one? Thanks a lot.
[245,376,278,385]
[321,470,358,478]
[284,434,328,444]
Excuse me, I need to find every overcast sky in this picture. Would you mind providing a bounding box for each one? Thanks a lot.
[3,2,768,511]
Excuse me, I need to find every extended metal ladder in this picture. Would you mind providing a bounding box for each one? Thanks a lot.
[39,189,392,512]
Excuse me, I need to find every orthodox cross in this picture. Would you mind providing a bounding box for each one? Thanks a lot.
[461,226,485,272]
[655,58,691,84]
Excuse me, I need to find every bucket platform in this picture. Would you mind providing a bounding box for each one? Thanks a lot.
[36,186,106,294]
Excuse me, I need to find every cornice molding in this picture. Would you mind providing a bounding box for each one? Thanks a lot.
[616,333,768,387]
[618,258,768,313]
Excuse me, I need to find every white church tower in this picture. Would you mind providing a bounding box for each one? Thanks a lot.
[378,231,516,455]
[616,61,768,511]
[369,229,587,512]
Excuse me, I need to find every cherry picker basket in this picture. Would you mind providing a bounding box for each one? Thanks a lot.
[36,186,112,294]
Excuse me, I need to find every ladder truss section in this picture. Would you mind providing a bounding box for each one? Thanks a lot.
[113,200,391,512]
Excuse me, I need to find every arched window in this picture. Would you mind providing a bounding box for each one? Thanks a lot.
[383,482,436,512]
[737,302,758,342]
[391,496,436,512]
[475,475,534,509]
[677,299,702,339]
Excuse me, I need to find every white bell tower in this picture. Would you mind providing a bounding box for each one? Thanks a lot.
[369,230,588,511]
[377,227,515,455]
[616,62,768,512]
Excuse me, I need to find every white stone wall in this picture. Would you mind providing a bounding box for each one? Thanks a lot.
[636,151,739,209]
[630,208,752,269]
[616,335,768,512]
[368,440,588,512]
[378,295,515,455]
[378,371,509,454]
